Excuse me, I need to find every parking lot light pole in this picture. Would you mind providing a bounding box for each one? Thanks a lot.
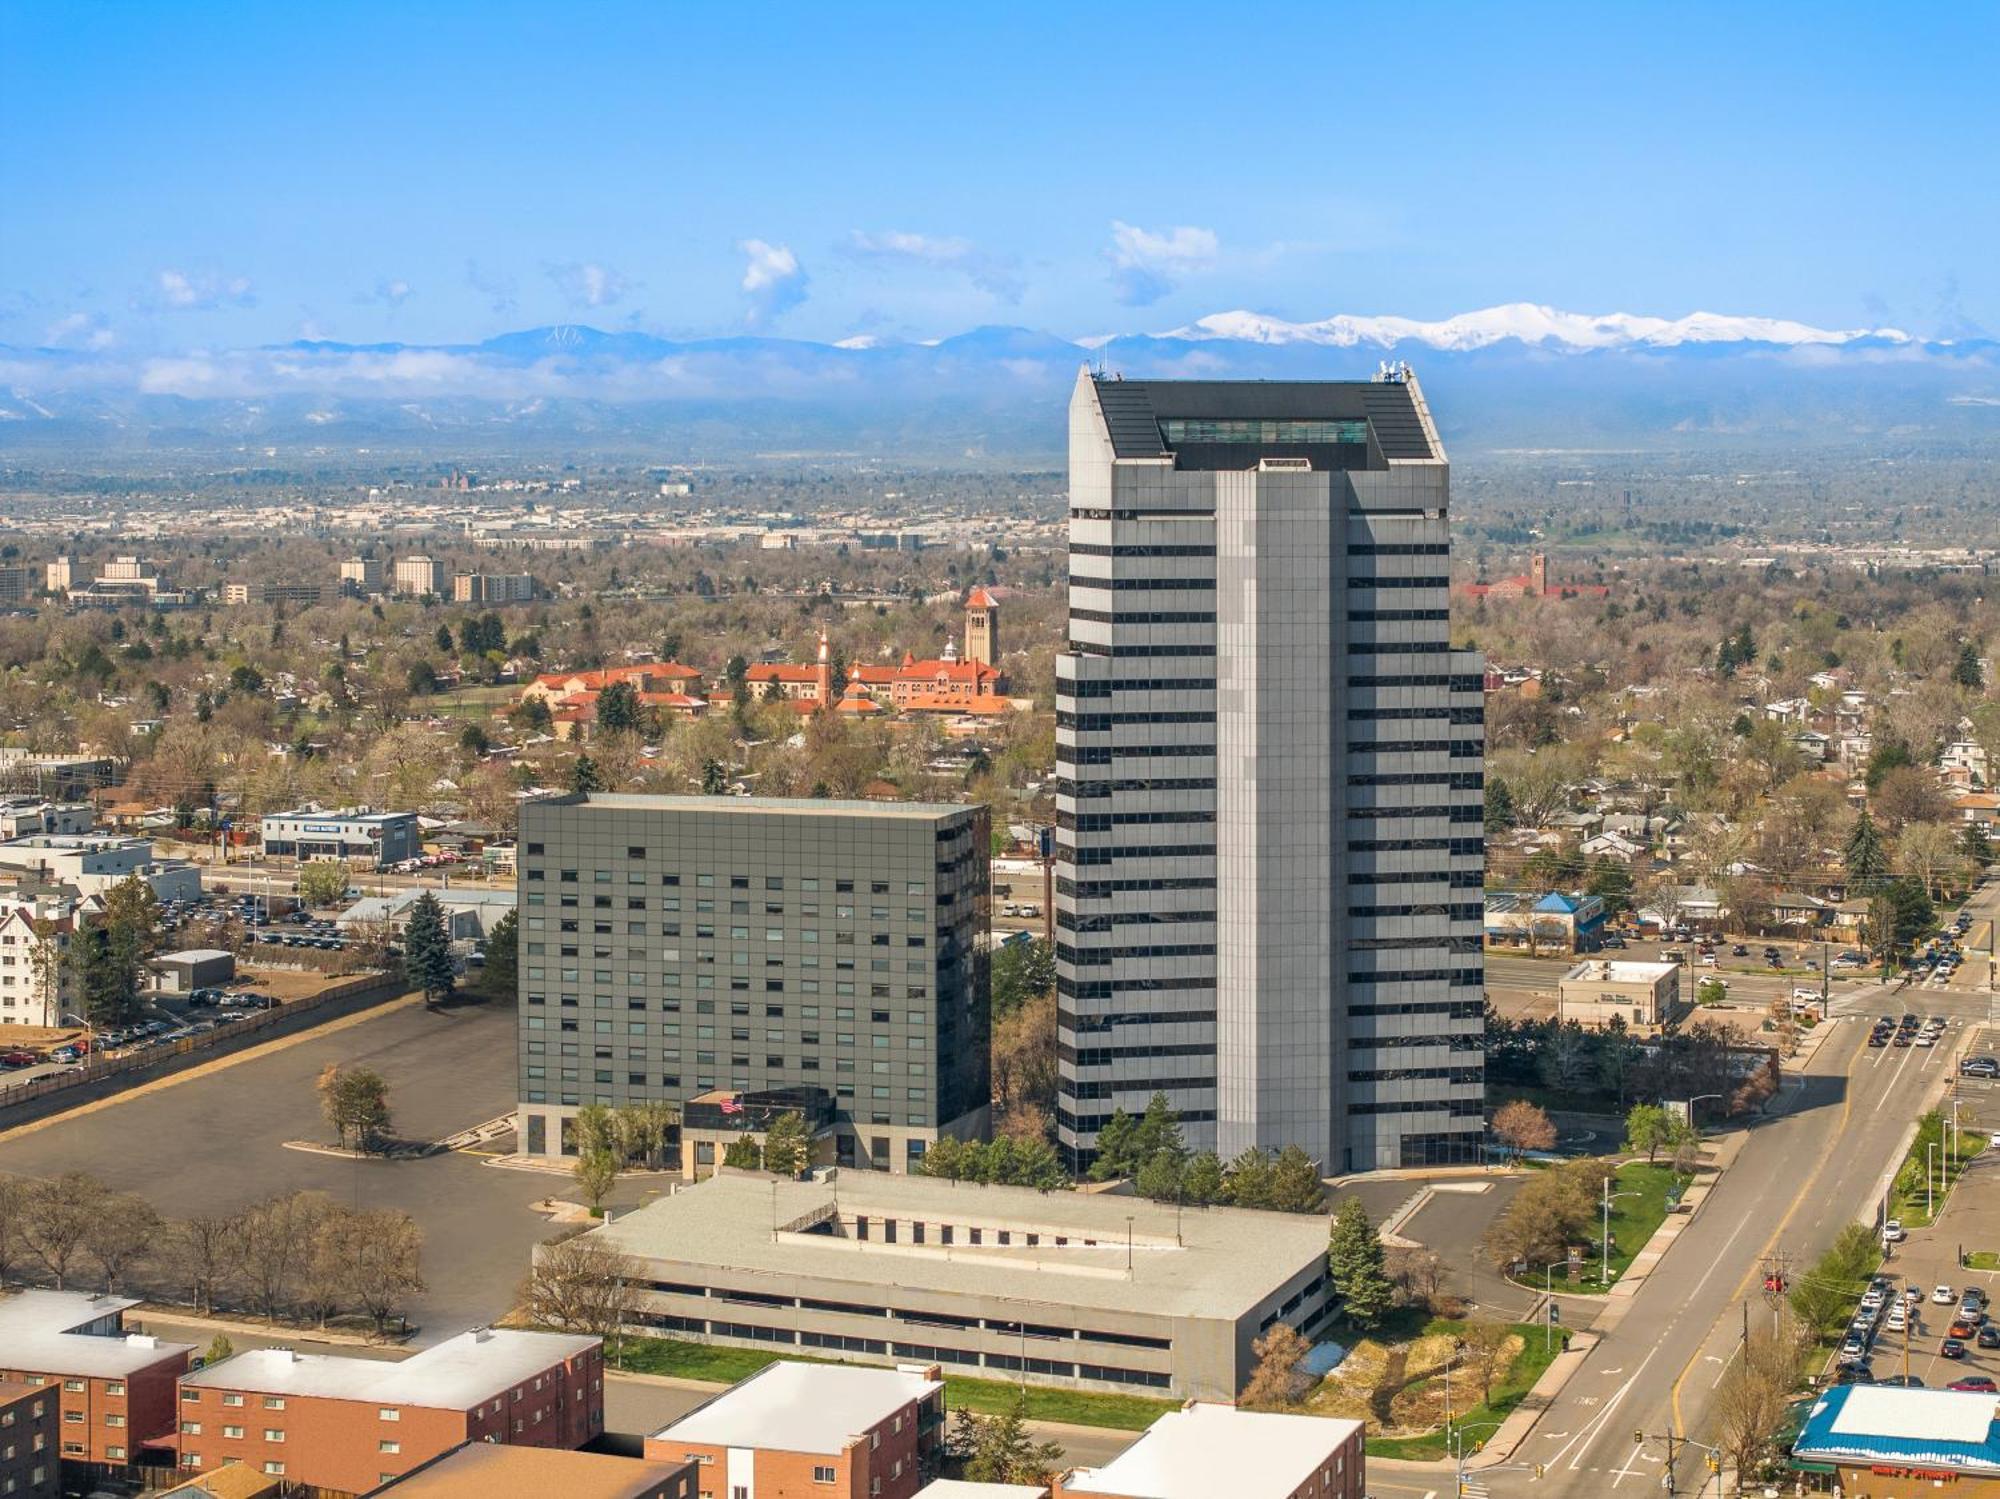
[1928,1141,1938,1220]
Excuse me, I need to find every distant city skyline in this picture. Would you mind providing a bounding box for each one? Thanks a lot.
[4,2,1998,355]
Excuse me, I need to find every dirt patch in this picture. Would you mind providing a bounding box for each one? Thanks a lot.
[239,964,380,1002]
[1306,1327,1523,1438]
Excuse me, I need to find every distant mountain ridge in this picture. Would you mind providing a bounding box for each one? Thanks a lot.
[3,303,1998,460]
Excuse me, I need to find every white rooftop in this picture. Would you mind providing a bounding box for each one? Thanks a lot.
[182,1327,596,1409]
[1059,1404,1360,1499]
[653,1361,942,1456]
[916,1483,1048,1498]
[1564,959,1679,984]
[155,948,233,964]
[1833,1385,1996,1443]
[0,1290,195,1378]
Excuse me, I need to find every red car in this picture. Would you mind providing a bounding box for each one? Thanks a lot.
[1942,1338,1969,1360]
[0,1050,36,1069]
[1950,1376,1998,1392]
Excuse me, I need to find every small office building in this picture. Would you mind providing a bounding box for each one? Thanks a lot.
[573,1170,1335,1400]
[151,948,236,994]
[259,807,418,869]
[1558,959,1683,1034]
[1054,1403,1365,1499]
[1792,1384,2000,1497]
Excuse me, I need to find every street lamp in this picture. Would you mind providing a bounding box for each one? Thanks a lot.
[1928,1141,1938,1221]
[1603,1183,1640,1285]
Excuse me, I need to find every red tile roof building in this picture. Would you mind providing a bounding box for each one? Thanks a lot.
[1459,553,1609,601]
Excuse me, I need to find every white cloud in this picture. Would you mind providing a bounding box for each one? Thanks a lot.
[464,260,518,315]
[739,240,809,325]
[844,230,1024,303]
[153,268,257,311]
[1106,221,1219,306]
[42,311,114,351]
[545,261,632,309]
[371,278,415,307]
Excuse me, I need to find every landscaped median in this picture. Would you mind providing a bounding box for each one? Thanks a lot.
[1885,1109,1985,1231]
[616,1334,1178,1431]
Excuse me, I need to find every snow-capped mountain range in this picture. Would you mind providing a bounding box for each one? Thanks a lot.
[1155,302,1912,351]
[0,302,1992,459]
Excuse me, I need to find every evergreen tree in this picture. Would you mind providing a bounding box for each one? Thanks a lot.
[760,1111,812,1178]
[1088,1108,1140,1181]
[1326,1197,1393,1330]
[1845,809,1888,894]
[964,1393,1065,1484]
[403,891,456,1007]
[721,1137,763,1170]
[1181,1150,1227,1206]
[701,759,728,796]
[569,754,604,795]
[1485,777,1517,834]
[1956,641,1986,690]
[482,910,518,999]
[1224,1148,1276,1209]
[1133,1091,1186,1161]
[595,679,643,734]
[434,623,454,653]
[1267,1145,1329,1214]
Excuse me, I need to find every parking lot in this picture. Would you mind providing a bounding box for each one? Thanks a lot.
[1858,1146,2000,1391]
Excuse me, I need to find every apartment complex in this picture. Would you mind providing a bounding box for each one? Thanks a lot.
[176,1328,603,1495]
[450,571,536,604]
[645,1362,943,1499]
[373,1444,696,1497]
[514,794,990,1173]
[0,1380,58,1499]
[391,557,446,598]
[1055,370,1485,1173]
[339,556,385,595]
[258,807,419,869]
[0,1291,194,1480]
[0,893,87,1027]
[579,1170,1334,1399]
[1054,1403,1365,1499]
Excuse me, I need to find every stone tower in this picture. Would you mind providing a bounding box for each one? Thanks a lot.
[964,586,999,666]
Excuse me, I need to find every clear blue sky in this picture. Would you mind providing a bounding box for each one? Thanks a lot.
[4,1,1997,352]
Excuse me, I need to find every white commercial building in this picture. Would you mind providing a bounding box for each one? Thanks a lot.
[1558,958,1683,1034]
[0,834,201,901]
[1057,1403,1366,1499]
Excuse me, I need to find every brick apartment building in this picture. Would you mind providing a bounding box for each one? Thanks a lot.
[176,1328,602,1497]
[645,1361,944,1499]
[370,1442,696,1498]
[1053,1404,1365,1499]
[0,1291,194,1483]
[0,1380,58,1499]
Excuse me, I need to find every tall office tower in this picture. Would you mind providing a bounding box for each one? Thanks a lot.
[515,793,991,1174]
[1055,369,1485,1174]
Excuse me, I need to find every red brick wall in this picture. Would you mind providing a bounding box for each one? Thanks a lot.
[644,1394,932,1499]
[0,1351,187,1468]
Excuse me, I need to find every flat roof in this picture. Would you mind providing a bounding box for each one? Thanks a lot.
[1084,373,1438,467]
[653,1361,940,1456]
[377,1444,691,1497]
[1563,960,1679,984]
[0,1290,196,1379]
[156,948,234,964]
[1060,1404,1361,1498]
[552,792,973,821]
[1795,1385,2000,1472]
[587,1171,1331,1321]
[916,1482,1049,1498]
[182,1328,596,1409]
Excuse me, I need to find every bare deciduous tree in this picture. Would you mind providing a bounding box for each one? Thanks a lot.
[86,1191,163,1294]
[21,1173,108,1290]
[170,1212,244,1317]
[239,1190,330,1323]
[343,1208,425,1338]
[520,1234,641,1339]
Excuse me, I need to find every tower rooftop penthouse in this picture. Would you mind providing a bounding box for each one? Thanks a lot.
[1057,368,1484,1174]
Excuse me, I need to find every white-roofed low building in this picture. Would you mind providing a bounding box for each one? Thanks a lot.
[645,1360,945,1499]
[1053,1403,1364,1499]
[0,1290,195,1476]
[917,1482,1050,1498]
[1792,1383,2000,1493]
[174,1327,603,1496]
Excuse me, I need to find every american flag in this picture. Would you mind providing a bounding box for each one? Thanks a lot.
[720,1096,742,1115]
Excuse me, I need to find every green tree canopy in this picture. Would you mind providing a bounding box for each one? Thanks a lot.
[403,890,456,1006]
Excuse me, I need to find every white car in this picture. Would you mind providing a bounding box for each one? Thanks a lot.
[1883,1221,1907,1243]
[1989,1132,2000,1148]
[1887,1308,1908,1332]
[1936,1285,1958,1305]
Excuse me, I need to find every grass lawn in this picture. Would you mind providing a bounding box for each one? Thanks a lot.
[1970,1252,2000,1271]
[1888,1130,1985,1229]
[1543,1161,1687,1291]
[1363,1320,1571,1461]
[614,1335,1174,1432]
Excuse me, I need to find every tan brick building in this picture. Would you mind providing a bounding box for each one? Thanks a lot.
[645,1361,944,1499]
[1054,1404,1365,1499]
[0,1291,193,1482]
[175,1328,602,1497]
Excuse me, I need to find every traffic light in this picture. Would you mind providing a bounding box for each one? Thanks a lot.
[1633,1430,1645,1446]
[1707,1454,1719,1472]
[1550,1303,1562,1325]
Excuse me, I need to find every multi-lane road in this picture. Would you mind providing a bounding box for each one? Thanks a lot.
[1466,896,2000,1498]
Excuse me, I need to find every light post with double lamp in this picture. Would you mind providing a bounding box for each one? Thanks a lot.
[1529,1258,1573,1353]
[1449,1419,1505,1495]
[1928,1141,1939,1221]
[1603,1183,1640,1286]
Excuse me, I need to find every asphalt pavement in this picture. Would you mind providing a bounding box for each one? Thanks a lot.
[1481,973,1963,1497]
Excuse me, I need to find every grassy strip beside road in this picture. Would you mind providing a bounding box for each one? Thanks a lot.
[1887,1110,1985,1230]
[1364,1321,1571,1461]
[1539,1161,1688,1291]
[617,1334,1175,1431]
